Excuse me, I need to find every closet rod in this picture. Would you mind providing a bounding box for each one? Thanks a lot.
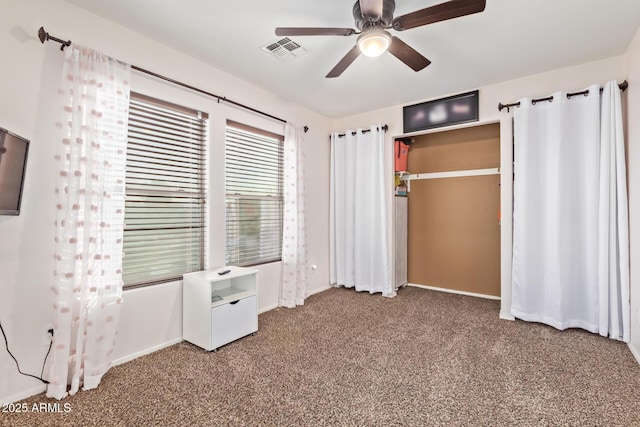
[336,124,389,138]
[37,27,309,133]
[498,80,628,112]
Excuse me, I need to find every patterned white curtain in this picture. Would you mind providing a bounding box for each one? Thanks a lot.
[279,124,308,307]
[47,45,131,399]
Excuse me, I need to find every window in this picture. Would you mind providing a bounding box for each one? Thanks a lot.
[225,121,283,266]
[123,93,207,288]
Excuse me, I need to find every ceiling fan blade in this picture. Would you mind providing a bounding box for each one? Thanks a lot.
[326,45,361,78]
[359,0,384,19]
[387,37,431,72]
[392,0,486,31]
[275,27,356,37]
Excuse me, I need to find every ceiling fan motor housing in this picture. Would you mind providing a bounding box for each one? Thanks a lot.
[353,0,396,30]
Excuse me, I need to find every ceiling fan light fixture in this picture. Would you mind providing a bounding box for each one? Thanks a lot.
[357,28,392,57]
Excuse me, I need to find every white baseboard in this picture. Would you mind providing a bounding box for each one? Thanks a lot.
[1,285,335,404]
[1,385,46,405]
[258,285,332,314]
[0,339,183,404]
[308,284,332,297]
[407,283,501,301]
[113,337,183,366]
[500,311,516,321]
[628,342,640,366]
[407,283,513,322]
[258,304,278,314]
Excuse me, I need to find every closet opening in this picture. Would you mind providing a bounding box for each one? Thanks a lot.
[398,122,501,298]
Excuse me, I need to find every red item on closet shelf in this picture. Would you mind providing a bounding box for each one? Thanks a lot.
[395,139,410,172]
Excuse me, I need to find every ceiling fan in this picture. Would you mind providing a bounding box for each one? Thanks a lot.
[275,0,486,78]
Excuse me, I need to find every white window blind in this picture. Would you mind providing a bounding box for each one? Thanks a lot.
[225,121,283,266]
[123,93,207,288]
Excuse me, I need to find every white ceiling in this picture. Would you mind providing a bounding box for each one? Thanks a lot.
[65,0,640,118]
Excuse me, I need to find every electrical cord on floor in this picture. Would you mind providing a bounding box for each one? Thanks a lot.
[0,320,50,384]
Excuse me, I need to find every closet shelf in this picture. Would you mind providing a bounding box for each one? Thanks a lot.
[409,167,499,181]
[395,171,411,194]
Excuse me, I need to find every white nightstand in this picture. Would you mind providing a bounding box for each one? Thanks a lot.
[182,267,258,351]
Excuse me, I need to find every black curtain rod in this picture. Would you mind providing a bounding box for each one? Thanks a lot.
[38,27,309,133]
[336,124,389,138]
[498,80,629,112]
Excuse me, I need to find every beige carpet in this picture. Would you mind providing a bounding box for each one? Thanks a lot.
[4,286,640,426]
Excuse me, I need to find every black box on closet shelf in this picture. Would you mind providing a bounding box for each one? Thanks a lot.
[403,90,479,133]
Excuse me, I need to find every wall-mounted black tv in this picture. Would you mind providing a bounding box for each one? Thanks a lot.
[0,128,29,215]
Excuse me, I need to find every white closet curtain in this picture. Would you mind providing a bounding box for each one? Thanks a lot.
[280,123,308,307]
[330,125,393,296]
[511,81,629,341]
[47,45,131,399]
[598,81,630,341]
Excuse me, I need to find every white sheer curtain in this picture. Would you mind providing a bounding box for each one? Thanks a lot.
[330,125,393,296]
[280,123,308,307]
[47,45,131,399]
[511,81,629,341]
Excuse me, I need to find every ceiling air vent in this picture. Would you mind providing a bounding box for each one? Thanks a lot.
[261,37,308,62]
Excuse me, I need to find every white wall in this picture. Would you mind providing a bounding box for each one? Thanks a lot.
[3,0,636,405]
[625,27,640,362]
[332,55,627,321]
[0,0,331,403]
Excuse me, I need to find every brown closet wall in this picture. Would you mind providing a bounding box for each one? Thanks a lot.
[407,124,501,297]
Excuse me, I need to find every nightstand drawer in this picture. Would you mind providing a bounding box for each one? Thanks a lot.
[210,295,257,350]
